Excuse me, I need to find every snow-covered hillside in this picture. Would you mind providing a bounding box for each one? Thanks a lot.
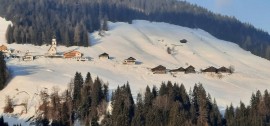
[1,17,270,124]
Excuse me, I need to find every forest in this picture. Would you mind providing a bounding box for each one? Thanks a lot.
[0,52,7,90]
[0,0,270,60]
[1,71,270,126]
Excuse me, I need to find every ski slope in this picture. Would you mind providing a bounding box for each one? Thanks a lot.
[1,17,270,124]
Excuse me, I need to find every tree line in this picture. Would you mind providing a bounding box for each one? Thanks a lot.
[3,71,270,125]
[0,52,8,90]
[0,0,269,59]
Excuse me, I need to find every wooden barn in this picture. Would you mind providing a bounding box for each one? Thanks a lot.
[170,67,185,73]
[123,57,136,65]
[151,65,167,74]
[217,66,231,73]
[64,50,82,58]
[202,66,217,73]
[185,65,195,74]
[99,53,109,59]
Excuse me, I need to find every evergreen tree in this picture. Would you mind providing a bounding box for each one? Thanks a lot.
[0,52,7,90]
[111,83,134,126]
[6,24,13,44]
[72,72,84,109]
[91,77,103,107]
[0,116,8,126]
[131,93,145,126]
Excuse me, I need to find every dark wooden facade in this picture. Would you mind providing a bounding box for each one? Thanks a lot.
[202,66,217,73]
[185,65,195,74]
[151,65,167,74]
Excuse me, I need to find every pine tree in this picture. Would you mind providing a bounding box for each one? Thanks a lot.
[91,77,103,107]
[0,116,8,126]
[111,84,134,126]
[131,93,145,126]
[74,23,82,46]
[0,52,7,90]
[72,72,83,109]
[144,85,153,112]
[6,24,13,44]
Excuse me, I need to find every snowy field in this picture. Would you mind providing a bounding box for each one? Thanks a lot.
[1,17,270,124]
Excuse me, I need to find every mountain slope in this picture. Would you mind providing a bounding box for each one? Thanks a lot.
[0,19,270,124]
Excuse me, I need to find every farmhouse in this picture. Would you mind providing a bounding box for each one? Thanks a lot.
[151,65,167,74]
[217,66,231,73]
[123,57,136,65]
[185,65,195,74]
[64,50,82,59]
[47,38,57,56]
[169,67,185,73]
[0,45,7,52]
[202,66,217,73]
[99,53,109,59]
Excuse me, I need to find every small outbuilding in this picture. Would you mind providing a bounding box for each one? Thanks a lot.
[185,65,195,74]
[202,66,217,73]
[123,57,136,65]
[151,65,167,74]
[23,55,34,61]
[217,66,231,73]
[180,39,187,43]
[169,67,185,73]
[99,53,109,59]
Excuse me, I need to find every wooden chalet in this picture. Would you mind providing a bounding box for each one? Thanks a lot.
[99,52,109,59]
[123,57,136,65]
[185,65,195,74]
[63,50,82,58]
[202,66,217,73]
[217,66,231,73]
[151,65,167,74]
[169,67,185,73]
[0,45,8,52]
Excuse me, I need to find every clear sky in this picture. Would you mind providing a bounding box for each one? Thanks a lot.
[181,0,270,33]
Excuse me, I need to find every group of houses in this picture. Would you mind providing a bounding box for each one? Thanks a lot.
[151,65,196,74]
[1,38,139,63]
[0,39,89,61]
[151,65,232,74]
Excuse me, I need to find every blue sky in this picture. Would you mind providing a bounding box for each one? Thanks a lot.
[182,0,270,33]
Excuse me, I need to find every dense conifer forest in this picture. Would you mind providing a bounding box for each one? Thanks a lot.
[0,0,270,59]
[0,52,7,90]
[2,72,266,125]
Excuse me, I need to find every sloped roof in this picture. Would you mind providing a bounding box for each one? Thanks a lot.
[99,52,109,57]
[170,67,185,72]
[64,50,81,55]
[186,65,195,70]
[126,57,136,60]
[151,65,166,71]
[0,45,7,50]
[218,66,231,72]
[202,66,217,72]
